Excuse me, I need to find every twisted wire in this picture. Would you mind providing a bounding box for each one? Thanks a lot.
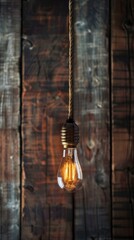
[68,0,74,119]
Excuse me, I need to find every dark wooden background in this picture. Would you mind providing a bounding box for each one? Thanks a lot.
[112,0,134,239]
[0,0,134,239]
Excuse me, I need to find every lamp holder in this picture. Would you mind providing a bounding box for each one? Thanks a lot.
[61,118,79,148]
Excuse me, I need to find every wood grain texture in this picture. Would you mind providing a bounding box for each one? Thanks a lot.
[1,0,134,239]
[22,1,73,240]
[74,0,111,239]
[112,0,134,239]
[22,0,111,239]
[0,0,21,239]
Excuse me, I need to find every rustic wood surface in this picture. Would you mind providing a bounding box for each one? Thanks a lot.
[22,0,111,239]
[0,0,21,239]
[112,0,134,239]
[22,0,73,240]
[0,0,133,239]
[74,0,111,239]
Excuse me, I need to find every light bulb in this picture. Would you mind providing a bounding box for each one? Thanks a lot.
[57,148,83,192]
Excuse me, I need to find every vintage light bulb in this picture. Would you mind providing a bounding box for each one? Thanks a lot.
[57,148,83,192]
[57,119,83,192]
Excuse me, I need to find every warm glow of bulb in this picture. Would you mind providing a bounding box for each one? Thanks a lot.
[57,148,83,192]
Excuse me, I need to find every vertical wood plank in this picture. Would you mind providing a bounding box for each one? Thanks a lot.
[74,0,111,239]
[0,0,21,239]
[22,1,73,239]
[112,0,134,239]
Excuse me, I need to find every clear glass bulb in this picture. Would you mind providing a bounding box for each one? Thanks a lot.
[57,148,83,192]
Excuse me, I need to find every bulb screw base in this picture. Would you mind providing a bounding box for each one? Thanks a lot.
[61,118,79,148]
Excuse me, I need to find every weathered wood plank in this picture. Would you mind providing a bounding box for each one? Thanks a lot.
[22,1,73,240]
[74,0,111,239]
[112,0,134,239]
[0,0,21,239]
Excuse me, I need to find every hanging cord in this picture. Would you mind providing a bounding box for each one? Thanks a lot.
[61,0,79,149]
[68,0,74,120]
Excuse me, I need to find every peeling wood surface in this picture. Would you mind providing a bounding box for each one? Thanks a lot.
[0,0,21,239]
[22,0,111,239]
[112,0,134,239]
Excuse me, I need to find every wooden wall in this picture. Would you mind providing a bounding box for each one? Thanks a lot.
[112,0,134,239]
[0,0,134,239]
[22,0,111,239]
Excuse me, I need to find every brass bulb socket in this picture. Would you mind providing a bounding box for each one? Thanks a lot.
[61,119,79,148]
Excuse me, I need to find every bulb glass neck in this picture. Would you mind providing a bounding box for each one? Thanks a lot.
[63,147,76,158]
